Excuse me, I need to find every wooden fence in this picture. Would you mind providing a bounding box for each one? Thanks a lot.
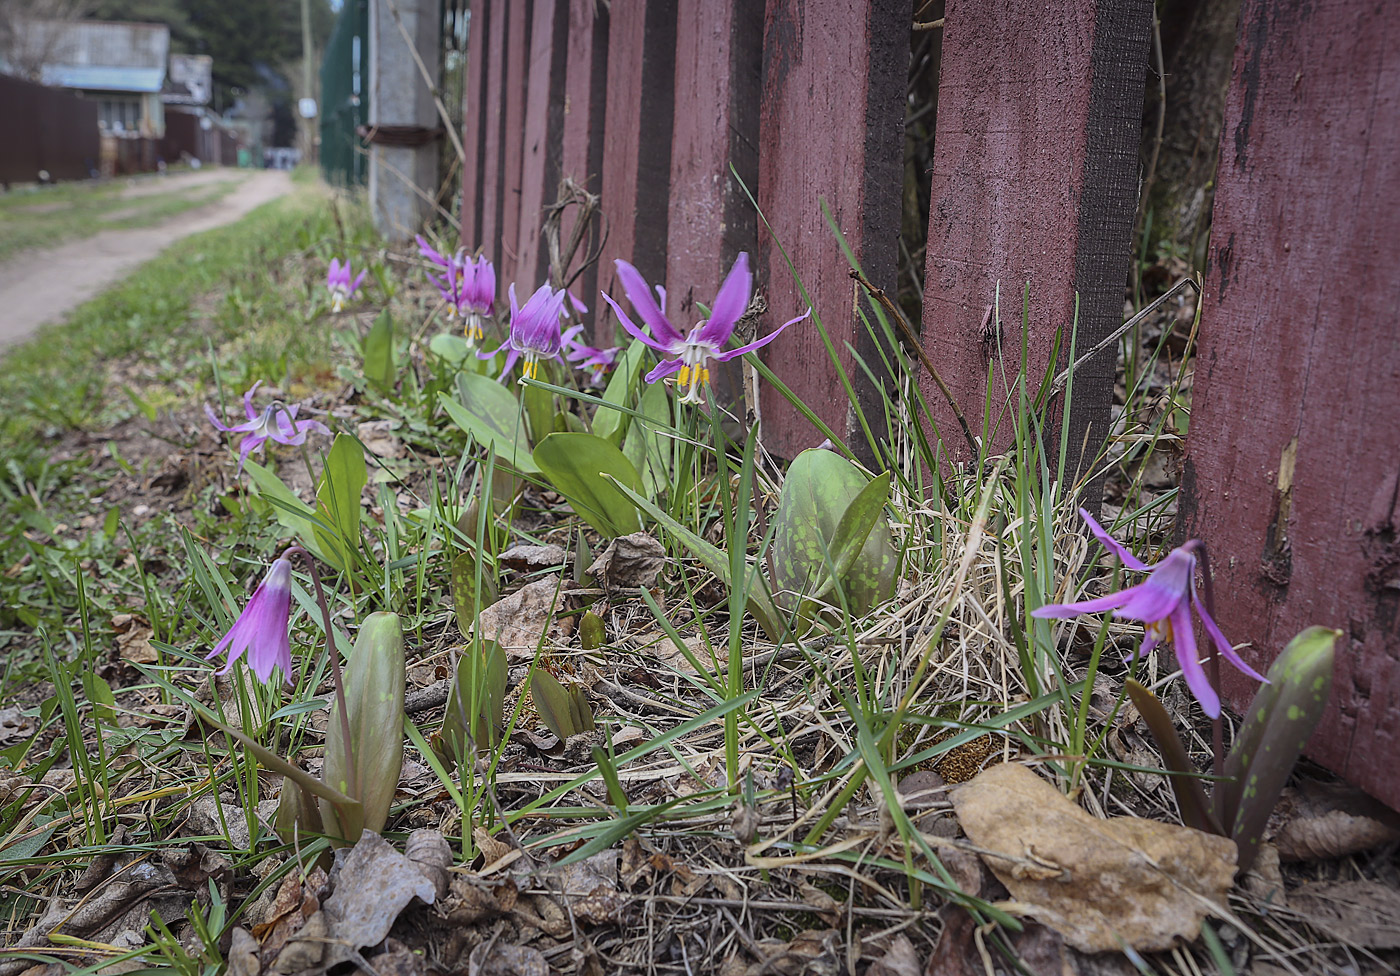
[0,74,100,184]
[458,0,1400,809]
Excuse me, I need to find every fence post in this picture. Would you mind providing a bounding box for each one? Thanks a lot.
[665,0,763,409]
[1182,0,1400,808]
[596,0,677,343]
[756,0,907,463]
[366,0,441,241]
[918,0,1151,481]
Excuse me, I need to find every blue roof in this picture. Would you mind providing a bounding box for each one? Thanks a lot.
[41,64,165,93]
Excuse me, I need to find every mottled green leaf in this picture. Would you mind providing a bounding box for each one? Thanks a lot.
[451,551,497,639]
[593,338,648,444]
[314,433,366,573]
[1220,626,1337,873]
[771,449,896,620]
[531,670,584,739]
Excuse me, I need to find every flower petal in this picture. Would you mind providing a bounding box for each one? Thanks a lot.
[645,358,684,384]
[714,307,811,361]
[243,381,262,421]
[1079,507,1151,572]
[696,252,752,347]
[1170,601,1220,718]
[1031,587,1138,618]
[615,260,684,346]
[602,293,676,354]
[1111,548,1194,622]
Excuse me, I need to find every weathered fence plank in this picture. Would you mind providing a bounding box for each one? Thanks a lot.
[665,0,763,405]
[478,0,508,270]
[459,0,488,248]
[918,0,1151,479]
[498,0,531,285]
[596,0,677,343]
[557,0,609,321]
[1182,0,1400,808]
[756,0,907,461]
[516,0,569,287]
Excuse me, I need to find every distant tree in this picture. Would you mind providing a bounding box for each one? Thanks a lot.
[86,0,333,109]
[0,0,96,81]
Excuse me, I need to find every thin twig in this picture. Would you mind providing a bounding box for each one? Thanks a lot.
[1048,274,1201,395]
[846,267,980,460]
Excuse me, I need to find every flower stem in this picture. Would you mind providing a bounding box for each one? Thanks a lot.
[1196,544,1225,779]
[286,545,360,803]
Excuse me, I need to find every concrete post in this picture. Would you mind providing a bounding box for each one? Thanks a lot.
[367,0,441,241]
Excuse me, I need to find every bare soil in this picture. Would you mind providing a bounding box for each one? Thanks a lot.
[0,169,292,345]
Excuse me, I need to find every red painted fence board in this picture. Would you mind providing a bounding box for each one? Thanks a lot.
[596,0,676,344]
[557,0,609,324]
[516,0,569,288]
[498,0,531,287]
[756,0,907,462]
[1183,0,1400,808]
[918,0,1151,480]
[459,0,488,249]
[478,1,508,272]
[665,0,762,405]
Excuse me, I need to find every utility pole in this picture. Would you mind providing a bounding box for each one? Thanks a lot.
[301,0,316,163]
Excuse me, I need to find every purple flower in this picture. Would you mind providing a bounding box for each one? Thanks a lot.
[477,283,567,382]
[600,252,810,404]
[207,557,294,685]
[417,237,496,346]
[562,325,620,385]
[205,382,331,470]
[1031,508,1269,718]
[327,258,368,313]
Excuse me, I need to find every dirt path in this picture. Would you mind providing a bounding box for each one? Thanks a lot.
[0,169,293,346]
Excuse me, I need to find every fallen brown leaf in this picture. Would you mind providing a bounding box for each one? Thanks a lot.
[587,532,667,589]
[499,544,569,570]
[952,763,1236,953]
[865,934,920,976]
[1290,880,1400,948]
[272,830,439,972]
[111,613,156,664]
[357,419,405,458]
[467,941,548,976]
[474,577,575,658]
[1272,779,1400,862]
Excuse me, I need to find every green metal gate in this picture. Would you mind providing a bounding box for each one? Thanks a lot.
[319,0,370,186]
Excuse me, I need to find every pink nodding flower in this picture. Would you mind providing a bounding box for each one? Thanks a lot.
[600,252,810,404]
[477,283,567,382]
[417,236,495,347]
[327,258,367,313]
[205,382,331,471]
[206,557,295,685]
[1031,508,1268,718]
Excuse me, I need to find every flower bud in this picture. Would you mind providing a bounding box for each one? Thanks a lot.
[579,610,605,650]
[321,611,405,842]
